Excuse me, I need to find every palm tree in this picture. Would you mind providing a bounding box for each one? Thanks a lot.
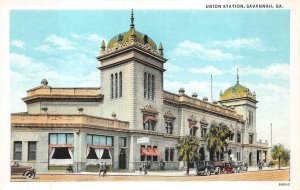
[282,148,290,166]
[271,144,284,169]
[176,135,199,175]
[205,122,230,161]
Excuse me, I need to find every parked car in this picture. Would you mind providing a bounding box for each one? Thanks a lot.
[267,161,275,168]
[11,164,36,179]
[229,162,245,173]
[221,162,236,174]
[196,161,220,176]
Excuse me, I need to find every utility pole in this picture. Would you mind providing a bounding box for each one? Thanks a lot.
[270,123,272,147]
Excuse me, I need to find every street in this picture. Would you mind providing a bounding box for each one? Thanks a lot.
[11,169,289,182]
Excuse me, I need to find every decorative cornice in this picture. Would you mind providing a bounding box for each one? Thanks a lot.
[163,110,176,121]
[140,104,158,115]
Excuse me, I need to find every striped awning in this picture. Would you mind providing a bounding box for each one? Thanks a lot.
[88,145,113,149]
[140,148,161,156]
[48,144,73,148]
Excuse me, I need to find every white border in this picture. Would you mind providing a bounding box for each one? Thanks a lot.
[0,0,299,190]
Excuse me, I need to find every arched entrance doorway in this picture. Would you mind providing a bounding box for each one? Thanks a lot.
[119,149,126,169]
[249,152,252,166]
[199,147,205,161]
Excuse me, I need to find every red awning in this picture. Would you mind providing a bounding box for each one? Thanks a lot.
[140,148,161,156]
[140,148,152,156]
[143,115,156,121]
[152,148,161,156]
[48,144,73,148]
[88,145,113,149]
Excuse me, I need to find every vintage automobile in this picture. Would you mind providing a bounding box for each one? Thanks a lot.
[11,164,36,179]
[267,161,275,168]
[229,162,246,173]
[196,161,221,176]
[221,162,236,174]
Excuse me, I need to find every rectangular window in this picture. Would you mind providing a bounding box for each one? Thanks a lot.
[28,142,36,161]
[201,127,207,138]
[165,148,169,161]
[119,137,126,147]
[165,121,174,134]
[87,135,93,145]
[249,134,253,144]
[49,133,74,144]
[87,134,113,146]
[170,148,174,161]
[140,145,145,161]
[13,141,22,161]
[230,133,234,141]
[106,137,113,146]
[237,133,241,143]
[111,74,114,99]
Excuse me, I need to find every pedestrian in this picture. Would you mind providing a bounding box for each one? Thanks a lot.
[143,163,147,175]
[244,162,248,172]
[160,159,165,170]
[258,161,263,170]
[139,163,143,173]
[99,161,107,177]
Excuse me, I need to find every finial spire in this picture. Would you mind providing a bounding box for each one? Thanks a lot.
[237,67,239,84]
[130,9,135,29]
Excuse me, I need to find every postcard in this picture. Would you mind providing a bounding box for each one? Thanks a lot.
[0,0,299,190]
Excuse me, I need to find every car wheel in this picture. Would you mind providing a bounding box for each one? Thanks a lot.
[207,171,211,176]
[24,171,35,179]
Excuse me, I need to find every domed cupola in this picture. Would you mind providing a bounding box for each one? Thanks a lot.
[219,68,256,101]
[101,10,163,57]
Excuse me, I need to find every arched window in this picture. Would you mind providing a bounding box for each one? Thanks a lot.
[111,74,114,99]
[115,73,118,98]
[144,72,147,98]
[151,75,155,100]
[119,72,122,97]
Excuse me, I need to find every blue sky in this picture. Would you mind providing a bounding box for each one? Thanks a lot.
[10,10,290,147]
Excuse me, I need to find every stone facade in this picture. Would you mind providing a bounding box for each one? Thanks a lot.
[11,11,268,172]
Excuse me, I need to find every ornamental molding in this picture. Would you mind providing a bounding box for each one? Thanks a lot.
[187,114,197,124]
[163,110,176,121]
[140,104,158,115]
[199,117,208,126]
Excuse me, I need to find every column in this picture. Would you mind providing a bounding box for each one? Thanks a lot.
[128,135,135,171]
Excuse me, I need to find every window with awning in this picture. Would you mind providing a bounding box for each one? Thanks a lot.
[140,146,160,162]
[143,115,157,131]
[86,134,113,165]
[48,133,74,166]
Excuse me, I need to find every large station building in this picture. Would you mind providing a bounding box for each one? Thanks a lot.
[11,11,269,172]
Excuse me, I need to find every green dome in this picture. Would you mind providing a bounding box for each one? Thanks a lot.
[220,82,255,101]
[107,28,157,50]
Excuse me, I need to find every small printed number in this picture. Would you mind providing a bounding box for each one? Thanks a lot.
[279,183,290,186]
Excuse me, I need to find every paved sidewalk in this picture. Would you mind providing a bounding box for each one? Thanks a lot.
[37,166,289,177]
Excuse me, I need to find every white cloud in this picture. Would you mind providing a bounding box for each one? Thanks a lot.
[173,40,241,61]
[239,63,289,80]
[71,33,105,42]
[212,38,262,49]
[11,40,25,48]
[35,45,55,54]
[46,34,75,50]
[189,65,224,75]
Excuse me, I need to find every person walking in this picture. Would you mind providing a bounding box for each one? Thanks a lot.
[143,163,148,175]
[160,159,165,170]
[99,161,107,177]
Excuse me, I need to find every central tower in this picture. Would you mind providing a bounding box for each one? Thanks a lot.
[97,10,167,132]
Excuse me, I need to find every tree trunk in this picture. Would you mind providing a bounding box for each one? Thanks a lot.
[186,161,190,175]
[186,154,190,175]
[279,157,281,169]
